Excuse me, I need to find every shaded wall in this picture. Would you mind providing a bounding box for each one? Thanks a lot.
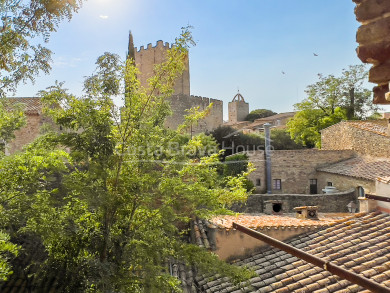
[248,150,356,194]
[232,189,357,214]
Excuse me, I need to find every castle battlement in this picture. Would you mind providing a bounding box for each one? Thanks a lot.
[172,94,223,106]
[136,40,172,53]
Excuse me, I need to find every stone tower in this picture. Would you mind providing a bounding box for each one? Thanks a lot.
[228,92,249,123]
[128,32,190,95]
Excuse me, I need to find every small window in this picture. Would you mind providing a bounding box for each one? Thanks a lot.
[256,179,261,186]
[273,179,282,190]
[327,182,333,186]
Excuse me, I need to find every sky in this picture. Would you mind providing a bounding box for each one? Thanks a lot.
[14,0,390,119]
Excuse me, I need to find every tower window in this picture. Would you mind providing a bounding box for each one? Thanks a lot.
[256,179,261,186]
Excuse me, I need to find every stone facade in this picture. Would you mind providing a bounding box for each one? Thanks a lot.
[232,189,357,214]
[317,172,375,195]
[228,100,249,123]
[134,40,190,96]
[321,120,390,158]
[227,92,249,124]
[130,35,224,132]
[165,94,223,134]
[248,149,356,194]
[5,98,52,155]
[7,113,44,154]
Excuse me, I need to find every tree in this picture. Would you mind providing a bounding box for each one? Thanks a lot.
[208,125,264,157]
[269,129,304,150]
[245,109,276,122]
[0,28,253,292]
[0,0,82,96]
[0,100,26,153]
[287,65,380,148]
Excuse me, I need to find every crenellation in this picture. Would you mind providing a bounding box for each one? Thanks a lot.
[129,33,222,132]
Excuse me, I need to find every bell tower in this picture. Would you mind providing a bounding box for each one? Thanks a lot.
[228,91,249,123]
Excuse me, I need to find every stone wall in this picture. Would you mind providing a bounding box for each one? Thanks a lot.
[375,179,390,213]
[165,94,223,133]
[317,173,375,195]
[232,189,357,214]
[208,225,321,261]
[248,149,356,194]
[321,121,390,158]
[7,114,43,154]
[135,41,190,96]
[247,150,267,193]
[228,100,249,123]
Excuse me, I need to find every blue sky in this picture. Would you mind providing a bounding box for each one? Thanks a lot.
[15,0,390,118]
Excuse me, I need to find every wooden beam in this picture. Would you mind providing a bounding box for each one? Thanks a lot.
[369,61,390,84]
[373,84,390,104]
[357,16,390,45]
[355,0,390,22]
[357,41,390,64]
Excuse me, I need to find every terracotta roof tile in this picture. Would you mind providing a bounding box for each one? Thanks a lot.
[197,212,390,293]
[317,156,390,181]
[210,214,341,229]
[347,121,389,137]
[6,97,42,115]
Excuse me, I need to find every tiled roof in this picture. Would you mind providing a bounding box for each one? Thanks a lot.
[347,121,388,137]
[317,156,390,181]
[196,212,390,292]
[210,214,342,230]
[6,97,42,115]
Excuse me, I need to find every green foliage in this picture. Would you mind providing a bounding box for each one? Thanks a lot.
[183,133,219,159]
[224,153,249,176]
[209,125,264,156]
[0,28,252,292]
[287,65,379,148]
[224,153,254,192]
[267,129,304,150]
[245,109,276,122]
[0,230,19,281]
[0,0,82,96]
[0,100,26,151]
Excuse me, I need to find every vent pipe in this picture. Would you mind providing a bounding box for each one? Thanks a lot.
[264,123,272,194]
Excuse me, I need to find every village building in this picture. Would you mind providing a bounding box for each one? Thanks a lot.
[5,97,48,155]
[246,119,390,198]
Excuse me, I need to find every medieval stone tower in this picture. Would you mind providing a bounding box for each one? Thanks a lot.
[127,32,190,96]
[228,92,249,123]
[127,32,223,133]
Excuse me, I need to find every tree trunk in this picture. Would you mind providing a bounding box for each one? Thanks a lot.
[347,87,355,120]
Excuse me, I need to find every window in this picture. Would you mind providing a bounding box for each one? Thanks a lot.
[256,179,261,186]
[273,179,281,190]
[327,182,333,186]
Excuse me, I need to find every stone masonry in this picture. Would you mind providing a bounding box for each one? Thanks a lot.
[7,114,43,154]
[165,94,223,133]
[321,120,390,158]
[247,149,357,194]
[228,92,249,123]
[134,40,190,96]
[129,33,224,133]
[232,189,357,214]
